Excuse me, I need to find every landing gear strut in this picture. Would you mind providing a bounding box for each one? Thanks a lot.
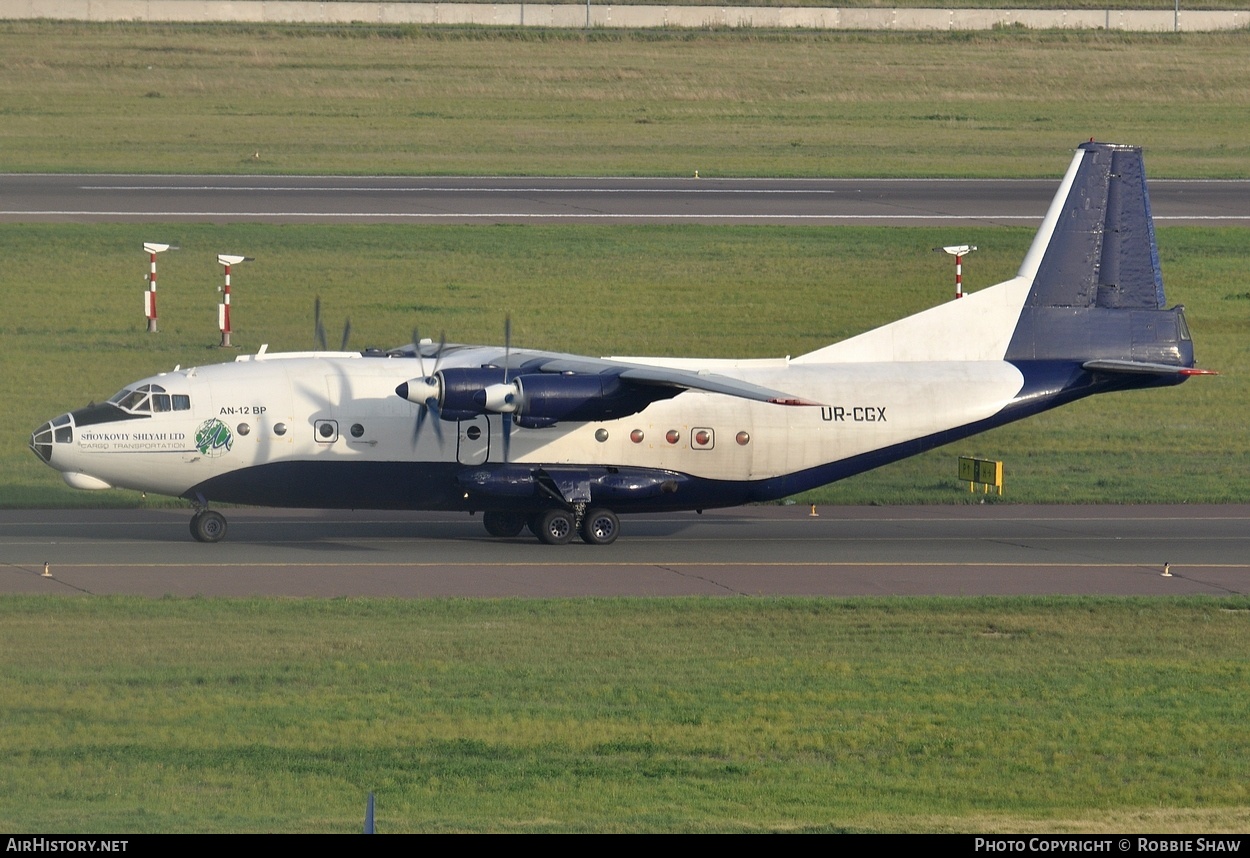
[189,509,227,543]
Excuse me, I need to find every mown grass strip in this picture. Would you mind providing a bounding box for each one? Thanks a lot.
[1,596,1247,832]
[2,23,1248,177]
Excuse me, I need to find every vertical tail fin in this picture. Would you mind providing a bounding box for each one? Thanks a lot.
[1006,142,1196,370]
[1020,141,1165,311]
[795,142,1201,373]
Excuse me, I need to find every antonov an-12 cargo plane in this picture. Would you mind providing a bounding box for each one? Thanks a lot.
[31,142,1212,544]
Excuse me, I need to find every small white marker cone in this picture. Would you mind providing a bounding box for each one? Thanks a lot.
[42,562,51,578]
[809,504,819,517]
[1161,562,1172,578]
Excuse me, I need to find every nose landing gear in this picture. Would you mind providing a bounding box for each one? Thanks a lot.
[190,509,227,543]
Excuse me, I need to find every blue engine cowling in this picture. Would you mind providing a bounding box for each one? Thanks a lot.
[436,367,510,421]
[512,373,679,428]
[432,368,681,427]
[512,373,623,428]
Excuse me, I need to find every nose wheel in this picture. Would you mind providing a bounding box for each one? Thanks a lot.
[190,510,228,543]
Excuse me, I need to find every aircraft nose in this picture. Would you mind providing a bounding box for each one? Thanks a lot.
[29,414,73,466]
[30,421,55,464]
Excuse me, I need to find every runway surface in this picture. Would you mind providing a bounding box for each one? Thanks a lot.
[2,174,1248,226]
[2,505,1246,598]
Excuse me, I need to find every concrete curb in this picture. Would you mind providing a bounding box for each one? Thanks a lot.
[3,2,1248,32]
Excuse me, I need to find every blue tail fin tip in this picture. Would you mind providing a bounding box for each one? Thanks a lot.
[1007,142,1194,370]
[1029,142,1165,311]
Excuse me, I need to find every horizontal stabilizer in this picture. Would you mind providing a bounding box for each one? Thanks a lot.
[1082,359,1217,377]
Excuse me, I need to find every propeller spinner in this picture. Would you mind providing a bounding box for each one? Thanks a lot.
[399,329,446,443]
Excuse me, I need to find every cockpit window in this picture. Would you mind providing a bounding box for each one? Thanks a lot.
[108,383,190,414]
[115,389,151,412]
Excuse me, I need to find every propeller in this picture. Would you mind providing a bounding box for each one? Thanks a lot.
[397,328,446,445]
[501,315,513,463]
[314,297,327,351]
[313,297,352,352]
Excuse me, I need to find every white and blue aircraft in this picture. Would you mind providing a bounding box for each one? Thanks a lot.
[31,142,1212,544]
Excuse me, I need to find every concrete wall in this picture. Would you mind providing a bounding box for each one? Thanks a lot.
[2,1,1247,31]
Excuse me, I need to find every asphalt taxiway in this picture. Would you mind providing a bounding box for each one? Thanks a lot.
[2,505,1245,598]
[2,175,1248,226]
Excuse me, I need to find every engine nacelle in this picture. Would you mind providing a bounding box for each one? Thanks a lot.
[398,367,680,427]
[432,367,509,421]
[511,373,626,427]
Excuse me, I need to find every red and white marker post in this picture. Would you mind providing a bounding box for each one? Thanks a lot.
[142,242,176,332]
[936,244,977,299]
[216,254,253,347]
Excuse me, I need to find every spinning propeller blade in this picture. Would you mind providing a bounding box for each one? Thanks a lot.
[408,330,446,445]
[313,297,327,351]
[502,315,513,464]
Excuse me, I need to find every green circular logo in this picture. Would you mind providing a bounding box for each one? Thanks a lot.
[195,418,233,458]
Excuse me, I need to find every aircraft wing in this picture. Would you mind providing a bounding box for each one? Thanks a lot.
[523,355,822,406]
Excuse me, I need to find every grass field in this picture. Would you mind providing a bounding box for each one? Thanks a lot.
[5,222,1246,508]
[1,23,1248,177]
[2,596,1248,833]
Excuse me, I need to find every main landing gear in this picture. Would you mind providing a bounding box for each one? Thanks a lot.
[482,507,620,545]
[189,509,227,543]
[187,506,619,545]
